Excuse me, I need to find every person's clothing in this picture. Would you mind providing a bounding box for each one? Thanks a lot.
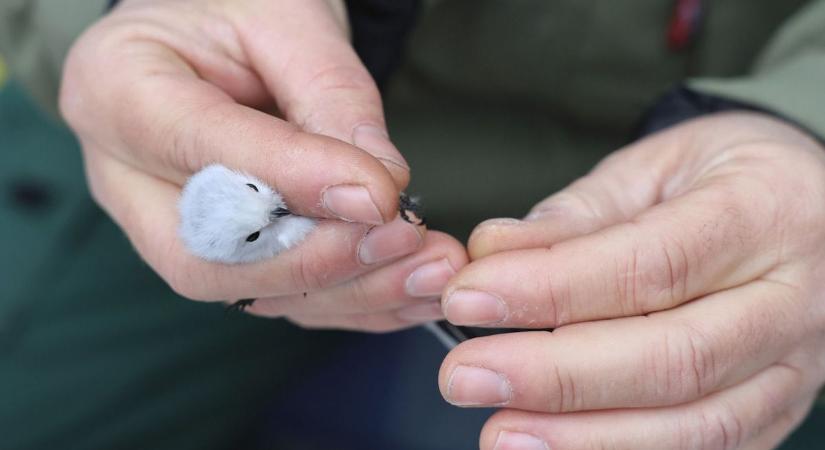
[0,81,360,450]
[2,0,825,449]
[0,0,108,116]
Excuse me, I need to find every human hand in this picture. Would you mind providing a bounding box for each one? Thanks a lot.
[439,113,825,449]
[60,0,463,331]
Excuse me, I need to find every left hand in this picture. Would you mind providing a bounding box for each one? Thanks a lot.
[438,113,825,449]
[60,0,461,333]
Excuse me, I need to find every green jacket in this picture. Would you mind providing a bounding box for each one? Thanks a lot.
[4,0,825,138]
[2,1,825,449]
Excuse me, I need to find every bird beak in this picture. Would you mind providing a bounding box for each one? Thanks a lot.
[270,207,292,221]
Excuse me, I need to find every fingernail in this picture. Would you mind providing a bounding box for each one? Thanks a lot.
[494,431,549,450]
[358,218,423,265]
[444,290,507,326]
[446,365,512,406]
[352,124,410,171]
[482,218,524,227]
[323,184,384,225]
[396,302,445,322]
[405,258,456,298]
[524,208,556,221]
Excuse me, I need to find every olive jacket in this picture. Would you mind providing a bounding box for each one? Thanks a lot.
[1,1,824,449]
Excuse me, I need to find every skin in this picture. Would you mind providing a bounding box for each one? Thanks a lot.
[59,1,825,448]
[439,113,825,449]
[60,0,466,330]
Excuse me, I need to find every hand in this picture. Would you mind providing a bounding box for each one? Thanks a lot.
[438,113,825,449]
[60,0,463,331]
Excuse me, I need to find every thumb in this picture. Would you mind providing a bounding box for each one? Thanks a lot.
[468,132,681,259]
[237,0,409,189]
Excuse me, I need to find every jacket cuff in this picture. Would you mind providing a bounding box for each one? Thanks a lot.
[635,85,758,138]
[637,82,824,147]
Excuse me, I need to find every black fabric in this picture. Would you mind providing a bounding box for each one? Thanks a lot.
[635,85,759,138]
[636,85,824,145]
[345,0,420,89]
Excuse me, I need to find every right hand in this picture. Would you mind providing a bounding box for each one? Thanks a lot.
[60,0,465,331]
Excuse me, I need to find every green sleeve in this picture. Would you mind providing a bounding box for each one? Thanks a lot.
[0,0,108,116]
[689,0,825,139]
[690,1,825,406]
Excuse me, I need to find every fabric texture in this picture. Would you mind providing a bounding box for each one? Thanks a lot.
[345,0,421,89]
[689,0,825,141]
[0,0,108,116]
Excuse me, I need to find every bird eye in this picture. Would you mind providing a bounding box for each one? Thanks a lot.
[246,183,259,192]
[246,231,261,242]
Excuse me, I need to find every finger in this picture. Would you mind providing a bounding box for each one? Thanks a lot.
[245,231,467,317]
[438,280,805,412]
[467,130,682,259]
[445,180,781,328]
[478,362,804,450]
[86,152,423,301]
[233,0,410,188]
[286,303,445,334]
[63,37,400,224]
[740,398,815,450]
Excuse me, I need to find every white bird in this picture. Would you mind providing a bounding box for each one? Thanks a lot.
[178,164,316,264]
[178,167,465,347]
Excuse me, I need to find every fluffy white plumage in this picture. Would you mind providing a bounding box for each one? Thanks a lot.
[178,164,316,264]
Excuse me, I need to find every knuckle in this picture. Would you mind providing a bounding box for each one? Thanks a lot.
[690,403,744,450]
[614,241,643,315]
[162,97,228,173]
[290,250,328,292]
[167,107,201,173]
[292,64,381,132]
[349,276,381,313]
[534,187,604,223]
[650,326,718,404]
[615,231,691,315]
[655,235,691,309]
[558,188,605,221]
[543,272,567,326]
[113,76,170,152]
[305,64,377,96]
[547,364,583,412]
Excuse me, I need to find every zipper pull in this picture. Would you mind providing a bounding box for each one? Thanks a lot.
[667,0,704,52]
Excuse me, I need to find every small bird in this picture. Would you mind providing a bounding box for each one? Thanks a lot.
[178,164,463,348]
[178,164,316,264]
